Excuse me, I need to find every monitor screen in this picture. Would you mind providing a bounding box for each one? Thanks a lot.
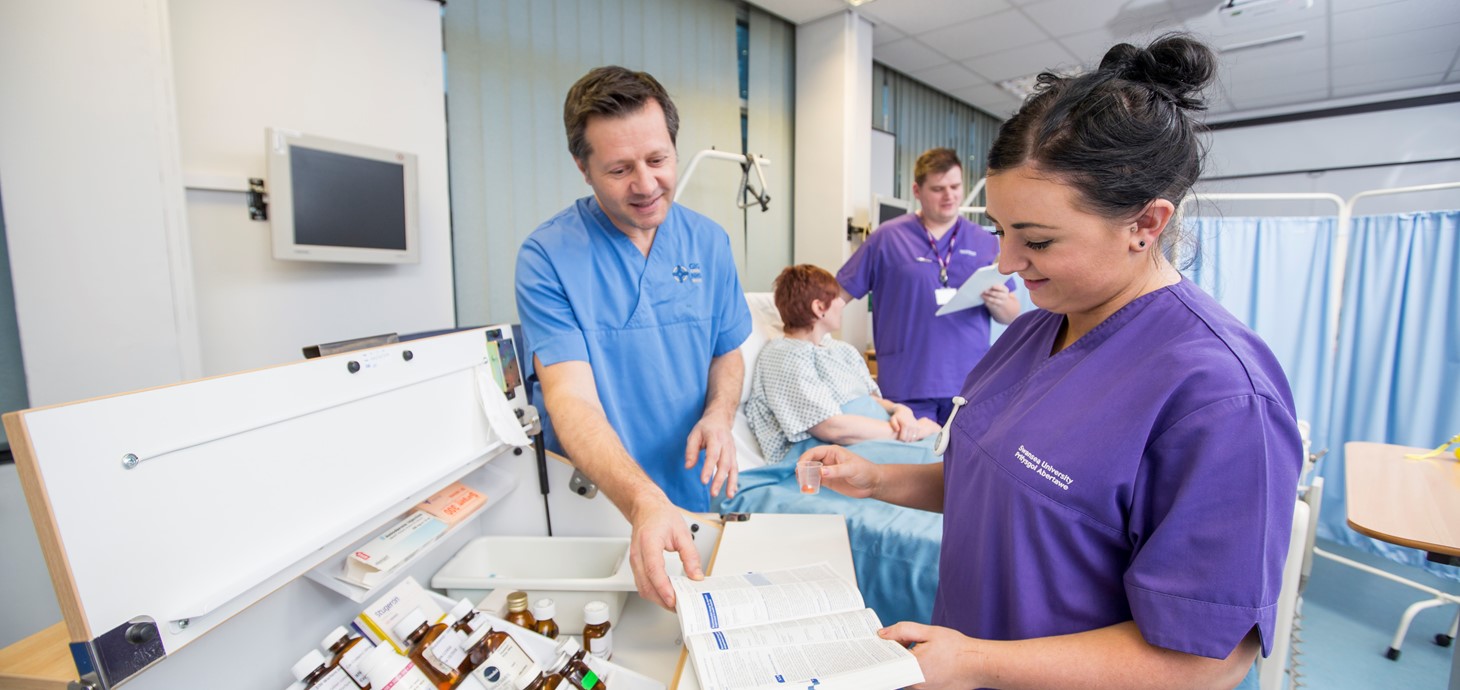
[290,146,407,250]
[266,128,420,264]
[872,194,911,231]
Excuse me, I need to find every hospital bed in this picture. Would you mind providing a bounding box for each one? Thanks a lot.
[723,293,944,626]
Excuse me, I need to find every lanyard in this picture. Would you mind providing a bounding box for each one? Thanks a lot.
[922,221,959,287]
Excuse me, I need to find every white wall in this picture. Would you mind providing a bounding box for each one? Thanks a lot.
[1199,102,1460,215]
[0,0,454,651]
[793,11,874,276]
[173,0,455,376]
[0,0,199,408]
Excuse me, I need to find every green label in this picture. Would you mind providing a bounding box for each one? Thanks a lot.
[582,671,599,690]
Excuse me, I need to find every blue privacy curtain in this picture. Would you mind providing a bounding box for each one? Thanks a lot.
[1188,211,1460,581]
[1323,210,1460,577]
[1187,216,1338,443]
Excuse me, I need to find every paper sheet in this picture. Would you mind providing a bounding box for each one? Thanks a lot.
[935,264,1009,316]
[475,365,531,447]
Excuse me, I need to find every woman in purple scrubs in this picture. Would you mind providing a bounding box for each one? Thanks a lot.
[805,34,1302,689]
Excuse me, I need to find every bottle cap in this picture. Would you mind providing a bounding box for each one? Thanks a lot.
[463,622,492,649]
[554,636,582,657]
[514,661,544,690]
[583,600,610,626]
[360,643,403,681]
[507,590,530,612]
[290,649,327,681]
[532,598,557,620]
[321,625,351,651]
[391,607,430,643]
[450,598,474,620]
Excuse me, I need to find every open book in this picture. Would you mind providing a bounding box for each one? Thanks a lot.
[671,563,924,690]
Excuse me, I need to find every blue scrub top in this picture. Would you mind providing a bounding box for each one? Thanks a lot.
[515,196,751,511]
[837,214,1010,401]
[936,279,1303,659]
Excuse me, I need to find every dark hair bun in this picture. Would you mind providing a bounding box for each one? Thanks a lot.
[1098,33,1215,110]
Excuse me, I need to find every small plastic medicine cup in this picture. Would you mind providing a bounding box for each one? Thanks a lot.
[797,461,823,495]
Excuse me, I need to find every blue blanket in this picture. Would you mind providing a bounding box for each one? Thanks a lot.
[721,399,943,625]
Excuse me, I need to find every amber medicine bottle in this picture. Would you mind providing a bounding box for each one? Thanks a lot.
[505,591,537,630]
[582,601,613,661]
[532,598,560,639]
[391,607,461,689]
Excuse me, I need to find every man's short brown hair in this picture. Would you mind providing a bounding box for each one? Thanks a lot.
[773,264,841,331]
[914,147,962,186]
[563,66,680,162]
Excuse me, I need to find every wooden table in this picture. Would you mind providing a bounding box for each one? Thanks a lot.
[1344,441,1460,689]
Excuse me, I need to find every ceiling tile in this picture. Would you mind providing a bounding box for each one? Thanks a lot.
[950,83,1025,115]
[1332,73,1447,97]
[1333,51,1454,88]
[962,40,1082,82]
[858,0,1012,38]
[1332,24,1460,68]
[1331,0,1460,43]
[1054,25,1182,68]
[1218,45,1327,86]
[1223,67,1328,102]
[1230,87,1331,112]
[875,37,954,73]
[917,9,1047,60]
[910,62,986,91]
[872,21,906,46]
[1021,0,1176,39]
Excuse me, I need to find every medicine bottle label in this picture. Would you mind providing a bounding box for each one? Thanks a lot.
[475,636,534,683]
[314,667,361,690]
[378,661,437,690]
[586,630,613,660]
[428,629,469,670]
[339,644,371,686]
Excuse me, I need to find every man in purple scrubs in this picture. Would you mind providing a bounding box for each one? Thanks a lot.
[837,148,1019,424]
[806,36,1301,689]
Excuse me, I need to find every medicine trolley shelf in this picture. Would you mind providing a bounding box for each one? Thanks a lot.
[303,452,521,602]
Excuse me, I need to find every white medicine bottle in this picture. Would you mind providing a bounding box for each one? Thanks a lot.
[360,642,434,690]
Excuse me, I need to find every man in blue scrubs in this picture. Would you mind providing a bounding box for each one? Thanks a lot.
[515,66,751,611]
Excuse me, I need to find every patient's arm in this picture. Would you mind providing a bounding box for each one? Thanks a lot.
[806,414,897,445]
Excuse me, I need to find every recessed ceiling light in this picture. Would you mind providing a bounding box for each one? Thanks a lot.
[1218,31,1307,53]
[846,0,878,6]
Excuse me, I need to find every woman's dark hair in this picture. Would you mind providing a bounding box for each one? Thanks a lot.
[986,33,1215,256]
[563,66,679,163]
[773,264,841,331]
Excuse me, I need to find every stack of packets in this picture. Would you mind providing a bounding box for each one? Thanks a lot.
[342,482,487,587]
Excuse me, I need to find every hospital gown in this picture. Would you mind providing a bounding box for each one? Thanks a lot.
[744,335,881,464]
[937,278,1303,660]
[515,196,751,511]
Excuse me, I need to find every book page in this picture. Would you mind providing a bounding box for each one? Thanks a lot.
[672,563,864,635]
[688,637,924,690]
[687,609,885,652]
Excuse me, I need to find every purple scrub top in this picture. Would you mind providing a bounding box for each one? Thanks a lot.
[837,214,1008,402]
[936,279,1302,660]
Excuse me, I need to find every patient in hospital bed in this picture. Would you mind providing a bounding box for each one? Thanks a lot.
[744,264,943,465]
[721,264,944,624]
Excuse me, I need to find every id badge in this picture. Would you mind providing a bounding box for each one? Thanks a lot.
[935,287,957,306]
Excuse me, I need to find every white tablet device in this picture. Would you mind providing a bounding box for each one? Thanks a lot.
[935,264,1009,316]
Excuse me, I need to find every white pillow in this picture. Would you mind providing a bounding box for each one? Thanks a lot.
[737,292,784,404]
[733,293,784,470]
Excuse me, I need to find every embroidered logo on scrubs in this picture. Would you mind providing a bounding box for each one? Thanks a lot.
[1014,445,1075,491]
[673,263,703,283]
[958,249,979,257]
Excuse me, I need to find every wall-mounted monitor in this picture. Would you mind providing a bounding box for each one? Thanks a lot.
[266,128,420,264]
[872,194,911,232]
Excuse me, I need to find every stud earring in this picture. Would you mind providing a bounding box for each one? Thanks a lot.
[1138,241,1147,248]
